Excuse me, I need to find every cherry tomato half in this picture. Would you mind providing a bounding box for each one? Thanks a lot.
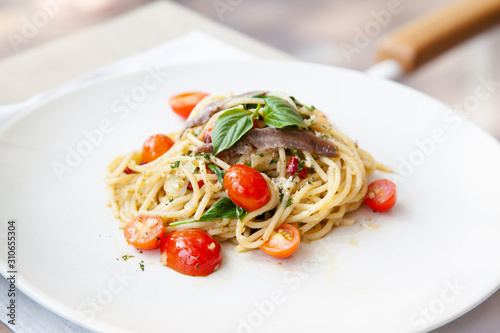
[259,223,300,259]
[169,92,209,119]
[223,164,271,211]
[364,179,397,212]
[160,229,222,276]
[142,134,174,164]
[124,215,165,250]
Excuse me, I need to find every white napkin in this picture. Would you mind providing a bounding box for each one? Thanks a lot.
[0,30,256,333]
[0,30,257,128]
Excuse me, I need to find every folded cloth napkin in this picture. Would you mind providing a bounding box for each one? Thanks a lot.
[0,30,256,333]
[0,30,257,129]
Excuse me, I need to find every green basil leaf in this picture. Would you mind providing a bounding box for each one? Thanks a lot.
[198,198,243,221]
[212,108,254,155]
[208,163,225,184]
[263,97,307,129]
[236,205,248,221]
[169,198,247,226]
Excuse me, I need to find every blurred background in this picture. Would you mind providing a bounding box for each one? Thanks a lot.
[0,0,499,137]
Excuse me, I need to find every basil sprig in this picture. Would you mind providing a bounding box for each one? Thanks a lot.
[208,163,225,184]
[262,97,307,129]
[211,97,308,155]
[212,108,254,155]
[169,198,247,226]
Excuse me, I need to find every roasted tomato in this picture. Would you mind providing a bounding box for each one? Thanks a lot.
[124,215,165,250]
[124,167,135,174]
[202,127,212,144]
[286,155,308,178]
[187,180,204,190]
[259,223,300,259]
[169,92,209,119]
[223,164,271,211]
[142,134,174,164]
[364,179,397,212]
[160,229,222,276]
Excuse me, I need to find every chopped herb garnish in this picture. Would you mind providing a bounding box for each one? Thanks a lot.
[139,261,144,271]
[286,198,293,207]
[298,160,306,172]
[169,198,174,202]
[278,187,284,202]
[259,153,264,157]
[270,158,279,164]
[246,161,252,167]
[309,166,315,173]
[243,103,258,110]
[122,255,134,261]
[170,161,180,168]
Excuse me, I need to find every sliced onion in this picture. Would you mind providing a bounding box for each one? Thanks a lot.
[164,173,188,197]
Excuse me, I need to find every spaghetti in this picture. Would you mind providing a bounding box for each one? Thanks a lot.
[106,91,377,252]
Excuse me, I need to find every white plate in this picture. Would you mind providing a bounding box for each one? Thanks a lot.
[1,61,500,333]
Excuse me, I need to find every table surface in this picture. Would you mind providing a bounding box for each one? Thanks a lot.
[0,1,499,333]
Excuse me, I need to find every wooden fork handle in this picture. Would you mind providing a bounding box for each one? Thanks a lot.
[377,0,500,72]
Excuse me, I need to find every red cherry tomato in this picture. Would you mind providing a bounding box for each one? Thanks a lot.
[124,215,165,250]
[142,134,174,164]
[259,223,300,259]
[187,180,204,190]
[169,92,209,119]
[124,167,135,174]
[223,164,271,211]
[160,229,222,276]
[286,155,308,178]
[364,179,397,212]
[202,127,212,143]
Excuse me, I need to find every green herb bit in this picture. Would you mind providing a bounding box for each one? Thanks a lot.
[246,161,252,167]
[289,96,303,107]
[170,161,180,169]
[139,261,144,271]
[255,103,261,115]
[208,163,225,184]
[122,255,134,261]
[259,153,264,158]
[270,158,279,164]
[286,198,293,207]
[298,160,306,172]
